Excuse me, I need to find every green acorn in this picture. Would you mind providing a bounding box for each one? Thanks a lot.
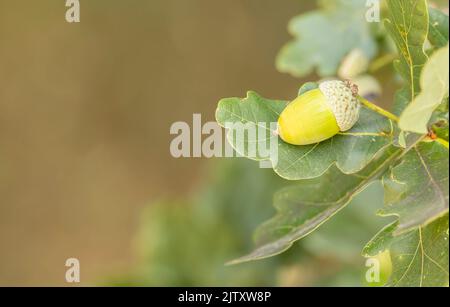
[277,80,361,145]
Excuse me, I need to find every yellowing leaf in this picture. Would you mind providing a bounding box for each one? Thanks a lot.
[399,45,449,134]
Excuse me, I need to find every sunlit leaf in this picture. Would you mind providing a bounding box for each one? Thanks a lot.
[399,45,449,134]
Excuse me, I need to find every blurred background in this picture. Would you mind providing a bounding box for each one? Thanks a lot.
[0,0,401,286]
[0,0,312,286]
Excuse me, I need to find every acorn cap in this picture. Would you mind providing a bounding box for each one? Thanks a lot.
[319,80,360,131]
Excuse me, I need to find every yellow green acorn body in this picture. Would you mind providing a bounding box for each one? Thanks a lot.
[277,80,361,145]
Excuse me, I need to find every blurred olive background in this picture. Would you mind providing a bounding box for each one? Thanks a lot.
[0,0,318,285]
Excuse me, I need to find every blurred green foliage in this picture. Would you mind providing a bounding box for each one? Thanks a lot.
[107,159,389,286]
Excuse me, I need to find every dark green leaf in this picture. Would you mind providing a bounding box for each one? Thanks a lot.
[362,222,398,257]
[276,0,377,77]
[228,147,401,264]
[399,44,449,134]
[428,7,449,48]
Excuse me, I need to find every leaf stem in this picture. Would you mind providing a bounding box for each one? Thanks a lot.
[357,96,449,150]
[357,95,400,122]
